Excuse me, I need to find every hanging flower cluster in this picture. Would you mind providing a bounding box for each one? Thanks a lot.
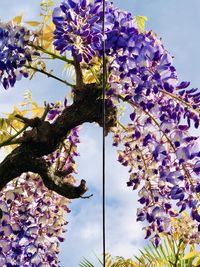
[52,0,104,63]
[52,0,200,245]
[0,173,70,266]
[0,23,33,89]
[103,5,200,246]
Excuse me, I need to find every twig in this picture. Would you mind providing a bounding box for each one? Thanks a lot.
[117,120,127,130]
[25,65,75,88]
[30,44,74,65]
[159,88,200,115]
[0,126,27,148]
[173,240,182,267]
[81,194,93,199]
[41,103,50,121]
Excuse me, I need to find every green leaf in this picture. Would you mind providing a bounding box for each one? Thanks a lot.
[79,258,96,267]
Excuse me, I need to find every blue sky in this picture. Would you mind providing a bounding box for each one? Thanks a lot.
[0,0,200,266]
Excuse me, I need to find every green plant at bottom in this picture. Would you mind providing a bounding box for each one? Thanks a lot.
[79,240,200,267]
[79,252,137,267]
[80,212,200,267]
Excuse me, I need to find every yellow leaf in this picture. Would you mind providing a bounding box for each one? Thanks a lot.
[25,21,41,27]
[190,244,196,252]
[43,13,52,24]
[194,256,200,266]
[179,242,186,254]
[183,251,200,260]
[32,107,44,117]
[42,22,55,39]
[38,22,55,49]
[12,14,23,24]
[182,211,190,218]
[135,15,148,32]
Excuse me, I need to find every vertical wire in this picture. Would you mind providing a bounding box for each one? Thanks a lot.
[102,0,106,266]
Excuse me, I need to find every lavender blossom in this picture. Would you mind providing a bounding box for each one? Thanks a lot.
[0,23,33,89]
[0,173,70,266]
[53,0,103,63]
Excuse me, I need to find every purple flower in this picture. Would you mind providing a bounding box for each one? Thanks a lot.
[0,173,70,265]
[53,0,103,63]
[154,235,161,247]
[136,209,146,221]
[194,161,200,174]
[177,81,190,89]
[171,186,184,201]
[0,24,33,89]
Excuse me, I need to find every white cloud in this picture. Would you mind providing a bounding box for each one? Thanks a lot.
[0,1,39,22]
[106,203,143,258]
[60,201,103,266]
[80,222,101,240]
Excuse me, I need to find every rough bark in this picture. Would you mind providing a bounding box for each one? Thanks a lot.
[0,83,117,198]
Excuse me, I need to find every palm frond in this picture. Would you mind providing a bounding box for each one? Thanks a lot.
[79,258,96,267]
[134,237,200,267]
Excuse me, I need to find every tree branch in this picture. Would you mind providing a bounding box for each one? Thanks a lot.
[0,83,117,198]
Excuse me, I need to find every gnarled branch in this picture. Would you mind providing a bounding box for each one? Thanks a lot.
[0,83,117,198]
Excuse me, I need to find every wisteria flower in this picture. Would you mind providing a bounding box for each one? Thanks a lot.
[0,173,70,266]
[53,0,103,63]
[0,23,33,89]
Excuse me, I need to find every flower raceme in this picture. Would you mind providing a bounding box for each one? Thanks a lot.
[0,173,70,266]
[52,0,103,63]
[0,23,34,89]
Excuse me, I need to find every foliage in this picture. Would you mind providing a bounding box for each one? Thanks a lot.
[0,91,43,149]
[80,215,200,266]
[80,253,137,267]
[80,238,200,267]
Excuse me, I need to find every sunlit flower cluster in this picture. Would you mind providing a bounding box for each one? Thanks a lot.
[173,212,200,244]
[0,23,33,89]
[53,0,104,63]
[0,173,70,266]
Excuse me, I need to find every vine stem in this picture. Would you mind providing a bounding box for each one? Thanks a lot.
[73,55,83,88]
[24,65,75,88]
[159,88,200,115]
[117,120,127,130]
[30,44,74,65]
